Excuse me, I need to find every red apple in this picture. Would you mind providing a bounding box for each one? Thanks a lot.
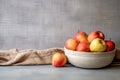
[105,40,115,51]
[65,38,78,50]
[74,31,88,42]
[52,53,67,67]
[88,30,105,42]
[76,41,90,52]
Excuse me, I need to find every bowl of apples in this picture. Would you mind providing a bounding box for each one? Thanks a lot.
[64,30,116,69]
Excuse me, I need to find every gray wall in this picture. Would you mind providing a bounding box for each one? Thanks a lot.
[0,0,120,50]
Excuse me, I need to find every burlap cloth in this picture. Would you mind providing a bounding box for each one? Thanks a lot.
[0,48,120,66]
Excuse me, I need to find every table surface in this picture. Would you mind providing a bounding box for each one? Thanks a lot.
[0,64,120,80]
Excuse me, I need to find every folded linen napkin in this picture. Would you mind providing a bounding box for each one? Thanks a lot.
[0,48,119,66]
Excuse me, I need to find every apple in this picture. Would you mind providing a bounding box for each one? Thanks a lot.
[90,38,107,52]
[76,41,90,52]
[74,31,88,42]
[105,40,115,51]
[88,30,105,42]
[52,53,67,67]
[65,38,78,50]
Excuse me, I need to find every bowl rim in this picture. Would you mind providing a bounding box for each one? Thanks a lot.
[64,47,116,55]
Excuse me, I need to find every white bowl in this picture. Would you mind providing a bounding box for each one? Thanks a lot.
[64,47,116,69]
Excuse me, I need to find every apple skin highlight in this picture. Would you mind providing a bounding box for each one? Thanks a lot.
[88,30,105,43]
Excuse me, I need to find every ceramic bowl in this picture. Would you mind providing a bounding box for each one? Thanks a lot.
[64,47,116,68]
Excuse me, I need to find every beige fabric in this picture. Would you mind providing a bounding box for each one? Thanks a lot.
[0,48,119,66]
[0,48,64,65]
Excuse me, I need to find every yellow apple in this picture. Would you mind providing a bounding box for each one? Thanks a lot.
[90,38,107,52]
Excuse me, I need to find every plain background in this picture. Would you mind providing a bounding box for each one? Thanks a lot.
[0,0,120,50]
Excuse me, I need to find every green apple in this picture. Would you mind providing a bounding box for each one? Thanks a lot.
[90,38,107,52]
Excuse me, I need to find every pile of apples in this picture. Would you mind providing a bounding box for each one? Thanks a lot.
[52,30,115,67]
[65,30,115,52]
